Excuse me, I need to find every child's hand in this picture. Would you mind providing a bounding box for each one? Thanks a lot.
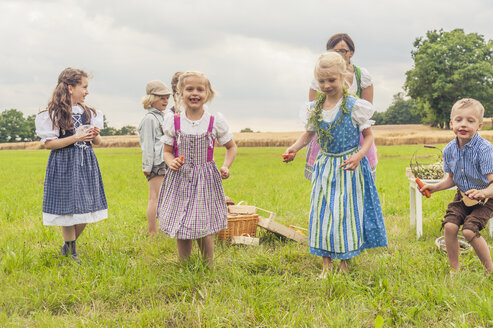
[465,189,488,200]
[91,126,101,138]
[418,183,433,197]
[340,154,362,171]
[143,171,151,176]
[220,166,230,179]
[282,148,296,162]
[168,156,184,171]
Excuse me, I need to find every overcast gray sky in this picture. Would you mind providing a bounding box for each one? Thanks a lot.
[1,0,492,132]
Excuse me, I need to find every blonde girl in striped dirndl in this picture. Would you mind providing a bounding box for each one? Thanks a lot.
[284,52,387,277]
[156,71,237,266]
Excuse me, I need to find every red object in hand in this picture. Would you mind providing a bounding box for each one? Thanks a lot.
[415,177,431,198]
[179,155,184,161]
[282,153,295,161]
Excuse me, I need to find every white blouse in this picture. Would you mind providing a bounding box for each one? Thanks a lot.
[300,97,375,132]
[35,105,104,143]
[310,66,373,95]
[161,110,233,146]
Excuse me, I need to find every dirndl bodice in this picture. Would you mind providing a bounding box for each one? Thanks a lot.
[157,114,228,239]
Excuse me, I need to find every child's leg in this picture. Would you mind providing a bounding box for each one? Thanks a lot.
[75,224,86,239]
[61,226,76,241]
[61,226,78,258]
[462,229,493,273]
[197,235,214,266]
[318,257,332,279]
[443,222,460,271]
[176,239,193,262]
[147,175,164,235]
[339,259,350,273]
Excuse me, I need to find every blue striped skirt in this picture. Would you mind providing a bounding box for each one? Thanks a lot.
[309,147,387,259]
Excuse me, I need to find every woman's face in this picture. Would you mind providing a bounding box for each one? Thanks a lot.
[331,40,353,65]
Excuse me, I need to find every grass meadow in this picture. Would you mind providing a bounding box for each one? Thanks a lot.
[0,146,492,327]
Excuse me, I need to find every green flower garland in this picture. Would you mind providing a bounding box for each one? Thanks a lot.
[307,88,350,149]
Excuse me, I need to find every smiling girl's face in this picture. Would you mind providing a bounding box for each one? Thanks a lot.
[180,76,208,112]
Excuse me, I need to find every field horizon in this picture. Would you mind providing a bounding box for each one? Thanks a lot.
[4,124,493,150]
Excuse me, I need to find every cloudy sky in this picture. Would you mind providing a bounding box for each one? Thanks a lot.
[1,0,492,132]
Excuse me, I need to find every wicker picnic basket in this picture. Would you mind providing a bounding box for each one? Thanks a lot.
[217,204,259,241]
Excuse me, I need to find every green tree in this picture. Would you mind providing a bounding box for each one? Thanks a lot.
[404,29,493,128]
[116,125,137,135]
[100,115,116,136]
[0,109,38,142]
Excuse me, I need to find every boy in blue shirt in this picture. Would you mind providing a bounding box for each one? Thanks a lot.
[420,98,493,274]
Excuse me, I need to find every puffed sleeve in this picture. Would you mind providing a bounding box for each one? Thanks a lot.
[351,99,375,131]
[160,111,175,146]
[299,101,316,132]
[360,67,373,89]
[90,109,104,129]
[35,111,59,143]
[214,112,233,145]
[309,78,320,91]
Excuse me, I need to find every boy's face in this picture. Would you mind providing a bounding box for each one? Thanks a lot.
[450,105,483,147]
[151,95,169,111]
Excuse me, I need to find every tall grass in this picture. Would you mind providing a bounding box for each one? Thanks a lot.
[0,146,492,327]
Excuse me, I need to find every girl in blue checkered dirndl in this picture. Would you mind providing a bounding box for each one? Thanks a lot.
[35,68,107,261]
[156,71,237,266]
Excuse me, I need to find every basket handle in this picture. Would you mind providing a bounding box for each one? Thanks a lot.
[255,207,276,220]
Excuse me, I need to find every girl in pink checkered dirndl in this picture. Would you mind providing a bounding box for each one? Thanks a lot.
[156,71,237,266]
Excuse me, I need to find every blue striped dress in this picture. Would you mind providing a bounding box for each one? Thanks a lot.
[308,95,387,259]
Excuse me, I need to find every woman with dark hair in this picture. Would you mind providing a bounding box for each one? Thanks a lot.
[305,33,377,180]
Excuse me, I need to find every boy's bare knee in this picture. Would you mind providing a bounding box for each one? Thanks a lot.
[444,222,459,235]
[462,229,478,242]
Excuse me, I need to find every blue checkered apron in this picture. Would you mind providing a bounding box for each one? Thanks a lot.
[42,111,107,217]
[157,114,228,239]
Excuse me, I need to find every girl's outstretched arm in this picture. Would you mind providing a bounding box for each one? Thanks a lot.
[220,139,237,179]
[341,127,373,170]
[283,131,316,162]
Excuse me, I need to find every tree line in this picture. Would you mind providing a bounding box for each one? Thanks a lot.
[0,110,136,143]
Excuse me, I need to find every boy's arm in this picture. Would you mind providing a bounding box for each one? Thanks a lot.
[420,173,456,195]
[465,173,493,200]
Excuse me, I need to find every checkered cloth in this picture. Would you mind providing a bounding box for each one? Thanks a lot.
[157,115,227,239]
[42,113,107,216]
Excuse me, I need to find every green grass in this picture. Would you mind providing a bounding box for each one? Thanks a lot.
[0,146,492,327]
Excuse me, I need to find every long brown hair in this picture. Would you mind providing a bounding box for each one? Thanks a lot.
[46,68,96,130]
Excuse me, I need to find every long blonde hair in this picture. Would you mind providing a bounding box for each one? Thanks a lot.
[314,52,351,90]
[46,68,96,130]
